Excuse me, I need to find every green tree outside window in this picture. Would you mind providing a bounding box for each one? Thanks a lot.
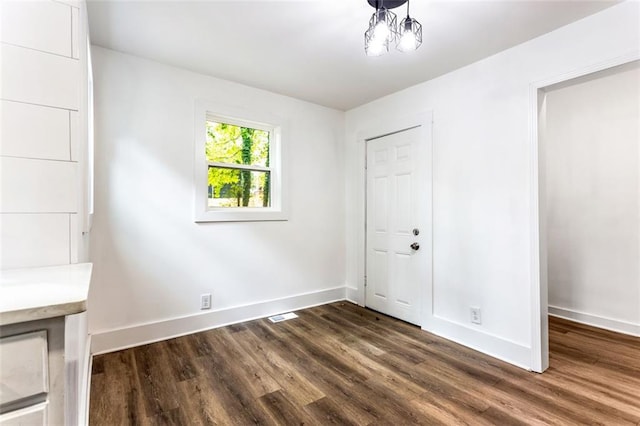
[206,121,270,208]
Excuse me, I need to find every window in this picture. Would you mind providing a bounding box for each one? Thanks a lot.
[206,120,271,208]
[194,101,287,222]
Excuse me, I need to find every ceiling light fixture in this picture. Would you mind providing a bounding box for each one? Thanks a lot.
[365,0,422,56]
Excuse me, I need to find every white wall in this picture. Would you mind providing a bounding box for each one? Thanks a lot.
[0,0,83,269]
[345,2,639,368]
[89,47,345,351]
[544,62,640,335]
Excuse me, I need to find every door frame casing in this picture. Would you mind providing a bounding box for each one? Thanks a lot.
[355,111,433,328]
[528,51,639,373]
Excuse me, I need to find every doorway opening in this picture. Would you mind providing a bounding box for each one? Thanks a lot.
[532,58,640,372]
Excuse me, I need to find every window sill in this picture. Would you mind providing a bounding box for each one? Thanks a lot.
[194,208,288,223]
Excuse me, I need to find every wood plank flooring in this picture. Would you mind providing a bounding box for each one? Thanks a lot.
[89,302,640,425]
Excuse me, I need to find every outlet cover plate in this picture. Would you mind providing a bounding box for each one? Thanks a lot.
[470,307,481,324]
[201,293,212,310]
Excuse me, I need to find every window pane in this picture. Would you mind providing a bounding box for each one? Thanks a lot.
[206,121,270,167]
[208,167,271,208]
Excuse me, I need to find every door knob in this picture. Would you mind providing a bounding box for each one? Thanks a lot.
[410,242,420,251]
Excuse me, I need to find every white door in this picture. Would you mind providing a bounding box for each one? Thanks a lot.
[366,126,429,326]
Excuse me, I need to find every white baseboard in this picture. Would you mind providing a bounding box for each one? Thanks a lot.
[549,305,640,337]
[345,286,359,304]
[422,315,532,370]
[91,286,347,355]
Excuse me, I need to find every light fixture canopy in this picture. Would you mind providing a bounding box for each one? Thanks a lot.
[364,0,422,56]
[366,0,408,9]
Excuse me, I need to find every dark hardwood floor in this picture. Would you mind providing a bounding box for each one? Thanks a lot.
[89,302,640,425]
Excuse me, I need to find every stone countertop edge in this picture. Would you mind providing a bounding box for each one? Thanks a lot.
[0,263,93,327]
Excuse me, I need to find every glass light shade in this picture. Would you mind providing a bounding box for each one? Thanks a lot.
[368,7,397,45]
[396,16,422,52]
[364,27,388,56]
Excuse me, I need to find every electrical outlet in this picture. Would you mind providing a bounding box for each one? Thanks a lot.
[470,307,481,324]
[201,293,212,310]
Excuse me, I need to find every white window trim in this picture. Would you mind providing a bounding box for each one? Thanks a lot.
[193,99,288,222]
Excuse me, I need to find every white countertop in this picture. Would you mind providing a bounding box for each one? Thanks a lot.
[0,263,93,326]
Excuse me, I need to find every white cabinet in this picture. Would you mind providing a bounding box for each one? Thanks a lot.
[0,318,65,426]
[0,265,93,426]
[0,403,48,426]
[0,331,49,408]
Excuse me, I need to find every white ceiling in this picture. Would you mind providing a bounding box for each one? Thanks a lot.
[87,0,618,111]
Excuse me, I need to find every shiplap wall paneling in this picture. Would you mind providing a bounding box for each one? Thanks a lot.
[0,214,70,269]
[0,100,71,161]
[70,111,80,161]
[0,157,78,214]
[1,44,79,110]
[0,0,72,57]
[0,0,82,270]
[70,213,79,264]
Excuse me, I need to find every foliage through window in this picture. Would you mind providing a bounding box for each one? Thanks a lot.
[206,121,271,208]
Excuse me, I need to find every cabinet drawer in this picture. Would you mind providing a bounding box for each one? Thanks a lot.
[0,331,48,408]
[0,403,47,426]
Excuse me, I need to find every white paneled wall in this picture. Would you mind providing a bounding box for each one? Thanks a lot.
[0,0,82,269]
[0,0,73,57]
[1,101,71,161]
[0,214,70,269]
[1,43,80,109]
[1,157,78,213]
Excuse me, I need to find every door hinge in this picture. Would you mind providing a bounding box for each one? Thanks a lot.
[364,276,367,287]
